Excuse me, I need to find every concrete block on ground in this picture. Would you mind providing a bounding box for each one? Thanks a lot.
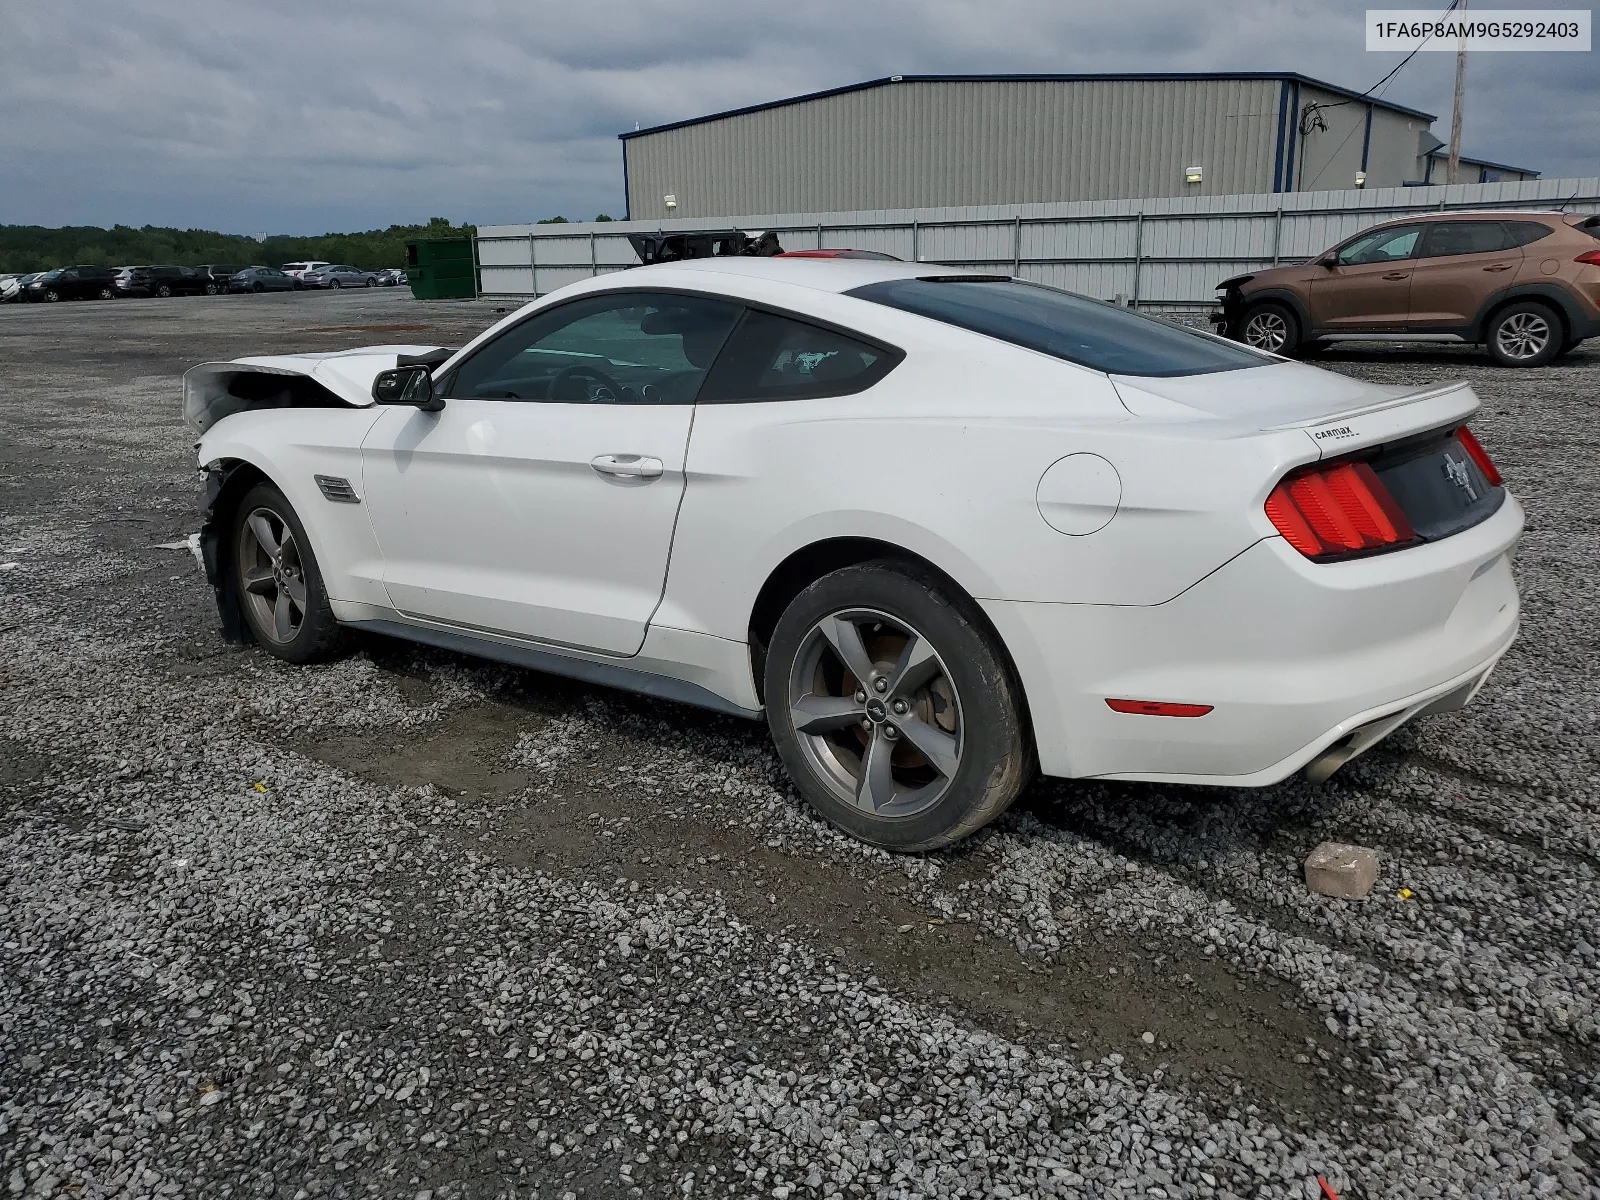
[1304,842,1379,900]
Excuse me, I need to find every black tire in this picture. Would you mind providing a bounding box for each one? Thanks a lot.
[251,281,264,293]
[1553,336,1584,359]
[204,283,219,296]
[764,560,1032,852]
[293,281,303,291]
[331,279,342,289]
[1486,301,1562,368]
[155,283,172,298]
[1236,301,1300,355]
[230,483,344,663]
[96,286,114,300]
[44,289,60,302]
[365,278,375,287]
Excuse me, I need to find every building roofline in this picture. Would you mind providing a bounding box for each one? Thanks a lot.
[1425,148,1539,176]
[618,72,1437,140]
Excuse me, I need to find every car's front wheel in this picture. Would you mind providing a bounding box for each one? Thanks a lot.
[1238,302,1300,355]
[43,289,61,302]
[764,561,1032,852]
[1486,301,1561,367]
[204,283,219,296]
[231,483,344,663]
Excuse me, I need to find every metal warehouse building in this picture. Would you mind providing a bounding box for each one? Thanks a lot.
[620,73,1537,221]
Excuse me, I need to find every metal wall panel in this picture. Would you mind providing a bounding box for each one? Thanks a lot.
[624,78,1286,220]
[475,176,1600,307]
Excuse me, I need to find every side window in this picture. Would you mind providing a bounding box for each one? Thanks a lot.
[444,291,742,404]
[700,310,901,403]
[1420,221,1511,258]
[1336,226,1422,265]
[1503,221,1555,249]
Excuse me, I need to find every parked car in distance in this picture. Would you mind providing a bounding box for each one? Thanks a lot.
[0,274,19,302]
[1214,210,1600,367]
[228,266,301,293]
[198,265,247,295]
[374,268,408,286]
[184,257,1521,852]
[26,266,118,301]
[301,264,379,289]
[280,261,331,280]
[777,249,902,260]
[5,272,45,301]
[116,265,211,298]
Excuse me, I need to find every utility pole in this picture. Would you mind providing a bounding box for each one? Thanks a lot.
[1448,0,1467,183]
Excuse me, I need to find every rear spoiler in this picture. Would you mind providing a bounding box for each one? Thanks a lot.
[1273,381,1480,458]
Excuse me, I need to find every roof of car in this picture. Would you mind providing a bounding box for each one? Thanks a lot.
[615,256,986,295]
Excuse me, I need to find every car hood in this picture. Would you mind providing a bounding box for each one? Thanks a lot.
[182,345,449,432]
[1111,361,1478,451]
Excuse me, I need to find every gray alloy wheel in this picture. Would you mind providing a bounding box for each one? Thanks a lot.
[365,277,375,287]
[96,286,114,300]
[786,608,963,818]
[1490,308,1555,365]
[331,279,342,289]
[44,289,60,302]
[1241,306,1292,353]
[204,283,219,296]
[237,506,309,646]
[155,283,172,298]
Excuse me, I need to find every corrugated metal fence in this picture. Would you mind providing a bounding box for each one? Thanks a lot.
[476,176,1600,309]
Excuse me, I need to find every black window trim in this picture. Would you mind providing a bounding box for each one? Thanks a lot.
[436,285,906,406]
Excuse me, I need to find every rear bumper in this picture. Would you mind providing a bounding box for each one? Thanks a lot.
[984,493,1523,785]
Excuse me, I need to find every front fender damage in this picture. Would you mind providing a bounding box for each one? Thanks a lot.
[198,460,262,644]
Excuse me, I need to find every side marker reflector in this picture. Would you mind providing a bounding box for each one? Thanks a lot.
[1105,699,1214,717]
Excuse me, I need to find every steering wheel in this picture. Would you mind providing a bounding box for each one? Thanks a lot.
[550,364,625,403]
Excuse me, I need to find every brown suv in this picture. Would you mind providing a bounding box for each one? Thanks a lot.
[1213,211,1600,367]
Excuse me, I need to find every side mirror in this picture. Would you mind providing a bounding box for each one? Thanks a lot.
[1317,252,1339,268]
[372,365,443,411]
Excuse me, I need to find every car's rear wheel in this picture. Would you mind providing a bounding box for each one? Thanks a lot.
[204,283,219,296]
[251,281,264,293]
[365,278,375,287]
[331,279,342,289]
[1486,301,1561,368]
[765,561,1032,852]
[1238,302,1299,355]
[232,484,344,663]
[96,286,114,300]
[155,283,172,298]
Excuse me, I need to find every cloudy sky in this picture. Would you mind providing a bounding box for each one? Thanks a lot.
[1,0,1594,235]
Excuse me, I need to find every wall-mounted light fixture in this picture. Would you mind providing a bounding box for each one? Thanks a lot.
[1184,165,1203,184]
[664,194,677,211]
[1354,171,1367,188]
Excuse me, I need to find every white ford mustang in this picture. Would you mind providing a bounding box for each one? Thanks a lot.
[184,258,1521,850]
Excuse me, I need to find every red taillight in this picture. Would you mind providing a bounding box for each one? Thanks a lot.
[1574,249,1600,266]
[1454,426,1502,487]
[1105,699,1214,717]
[1265,460,1415,560]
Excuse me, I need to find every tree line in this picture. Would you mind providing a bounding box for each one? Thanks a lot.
[0,217,481,275]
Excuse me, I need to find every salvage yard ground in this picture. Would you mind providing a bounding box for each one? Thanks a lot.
[2,290,1597,1200]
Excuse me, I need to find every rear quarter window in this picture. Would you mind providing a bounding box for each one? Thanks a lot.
[848,278,1270,377]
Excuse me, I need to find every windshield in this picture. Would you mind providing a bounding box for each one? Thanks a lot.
[848,278,1271,377]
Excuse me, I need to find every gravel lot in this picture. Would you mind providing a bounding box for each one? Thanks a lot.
[2,290,1597,1200]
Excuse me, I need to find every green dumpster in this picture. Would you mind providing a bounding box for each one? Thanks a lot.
[406,238,477,300]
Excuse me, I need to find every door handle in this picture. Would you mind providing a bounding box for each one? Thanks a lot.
[1382,271,1411,281]
[590,454,664,479]
[1483,263,1514,272]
